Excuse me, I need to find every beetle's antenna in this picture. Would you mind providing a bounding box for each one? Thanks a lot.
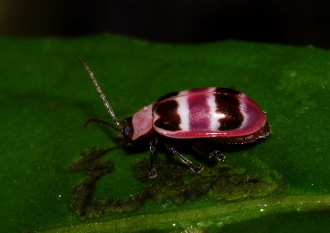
[79,58,122,129]
[84,118,122,132]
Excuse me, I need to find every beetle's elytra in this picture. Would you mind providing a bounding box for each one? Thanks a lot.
[80,58,270,178]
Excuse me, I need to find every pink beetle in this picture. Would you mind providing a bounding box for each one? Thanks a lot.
[80,59,270,178]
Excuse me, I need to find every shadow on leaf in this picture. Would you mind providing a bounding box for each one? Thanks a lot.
[70,146,282,219]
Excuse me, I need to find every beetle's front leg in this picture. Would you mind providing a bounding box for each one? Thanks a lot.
[165,140,204,174]
[148,135,159,178]
[191,141,226,163]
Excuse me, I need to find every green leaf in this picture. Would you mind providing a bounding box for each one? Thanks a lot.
[0,34,329,233]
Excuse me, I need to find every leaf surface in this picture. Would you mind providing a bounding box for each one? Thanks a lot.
[0,35,329,232]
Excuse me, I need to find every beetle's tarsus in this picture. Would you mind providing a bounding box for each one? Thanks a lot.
[217,154,226,163]
[148,167,158,179]
[191,141,227,164]
[191,165,204,174]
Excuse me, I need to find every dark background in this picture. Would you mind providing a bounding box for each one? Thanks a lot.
[1,0,330,48]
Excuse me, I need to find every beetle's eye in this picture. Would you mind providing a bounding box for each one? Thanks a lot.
[123,125,134,142]
[122,117,134,142]
[124,126,131,137]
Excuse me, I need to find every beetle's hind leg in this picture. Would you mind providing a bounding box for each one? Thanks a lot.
[165,140,204,174]
[191,141,226,163]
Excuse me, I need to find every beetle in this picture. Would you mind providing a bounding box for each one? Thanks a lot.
[79,58,270,178]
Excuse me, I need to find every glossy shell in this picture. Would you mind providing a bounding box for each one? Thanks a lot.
[152,87,270,143]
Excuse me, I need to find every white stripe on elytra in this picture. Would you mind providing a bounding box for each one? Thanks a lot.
[238,93,248,129]
[177,96,190,131]
[208,93,222,131]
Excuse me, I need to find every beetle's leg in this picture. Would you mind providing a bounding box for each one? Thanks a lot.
[148,135,159,179]
[191,141,226,163]
[165,140,204,174]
